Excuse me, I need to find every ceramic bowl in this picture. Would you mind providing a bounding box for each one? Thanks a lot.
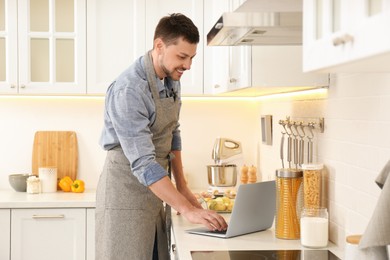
[9,174,31,192]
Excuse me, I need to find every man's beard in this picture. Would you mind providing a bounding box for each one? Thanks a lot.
[159,56,184,80]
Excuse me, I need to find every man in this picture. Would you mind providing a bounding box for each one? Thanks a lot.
[96,13,227,260]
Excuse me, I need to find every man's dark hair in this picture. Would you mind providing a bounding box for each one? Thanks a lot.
[154,13,199,46]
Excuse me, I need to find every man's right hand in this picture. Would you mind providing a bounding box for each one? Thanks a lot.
[181,207,228,231]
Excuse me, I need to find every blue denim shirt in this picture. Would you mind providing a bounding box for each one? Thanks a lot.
[99,55,182,186]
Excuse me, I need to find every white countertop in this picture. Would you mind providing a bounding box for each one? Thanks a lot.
[0,190,96,208]
[0,190,344,259]
[171,210,344,260]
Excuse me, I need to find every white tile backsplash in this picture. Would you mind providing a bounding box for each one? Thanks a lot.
[258,72,390,249]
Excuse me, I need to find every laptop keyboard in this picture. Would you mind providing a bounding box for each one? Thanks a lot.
[207,229,227,234]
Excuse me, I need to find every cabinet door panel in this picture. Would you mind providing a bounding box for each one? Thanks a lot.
[18,0,86,94]
[11,208,86,260]
[0,0,17,94]
[87,0,146,95]
[145,0,204,95]
[0,209,10,260]
[86,209,95,260]
[303,0,390,72]
[203,0,251,95]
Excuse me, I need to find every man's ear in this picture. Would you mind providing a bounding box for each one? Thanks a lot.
[154,38,164,53]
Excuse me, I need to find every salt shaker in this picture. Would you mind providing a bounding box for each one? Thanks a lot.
[26,176,40,194]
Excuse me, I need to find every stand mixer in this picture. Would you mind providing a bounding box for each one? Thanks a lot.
[207,137,243,194]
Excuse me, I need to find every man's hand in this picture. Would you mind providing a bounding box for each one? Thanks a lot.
[181,207,228,231]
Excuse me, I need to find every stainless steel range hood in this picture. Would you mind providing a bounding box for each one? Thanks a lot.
[207,0,303,46]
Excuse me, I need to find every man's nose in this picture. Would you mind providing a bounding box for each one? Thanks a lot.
[183,58,192,70]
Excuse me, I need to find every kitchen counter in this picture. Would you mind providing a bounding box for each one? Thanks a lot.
[171,210,344,260]
[0,190,344,259]
[0,190,96,208]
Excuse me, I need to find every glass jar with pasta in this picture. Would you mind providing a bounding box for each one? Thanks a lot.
[302,163,324,208]
[275,168,303,240]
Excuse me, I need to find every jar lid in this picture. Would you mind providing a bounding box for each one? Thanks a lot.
[276,168,303,178]
[27,176,40,182]
[346,235,362,245]
[302,163,324,170]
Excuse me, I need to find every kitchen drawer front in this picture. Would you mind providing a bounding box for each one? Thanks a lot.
[11,208,86,260]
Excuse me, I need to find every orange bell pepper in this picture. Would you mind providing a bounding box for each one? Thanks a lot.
[71,180,85,193]
[59,176,73,192]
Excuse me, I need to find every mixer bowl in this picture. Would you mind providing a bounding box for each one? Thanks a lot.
[207,164,237,187]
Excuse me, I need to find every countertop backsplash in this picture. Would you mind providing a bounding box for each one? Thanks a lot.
[258,72,390,249]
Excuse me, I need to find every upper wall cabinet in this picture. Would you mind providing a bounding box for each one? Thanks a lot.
[203,0,252,95]
[145,0,204,95]
[0,0,17,94]
[0,0,86,95]
[303,0,390,73]
[86,0,146,95]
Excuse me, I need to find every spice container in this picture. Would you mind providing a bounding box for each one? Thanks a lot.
[300,207,328,248]
[302,163,323,208]
[26,176,40,194]
[275,168,303,239]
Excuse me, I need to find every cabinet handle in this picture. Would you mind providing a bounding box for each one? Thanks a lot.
[229,78,237,83]
[10,84,16,89]
[171,244,177,253]
[332,34,354,46]
[32,214,65,219]
[20,84,26,89]
[214,84,220,89]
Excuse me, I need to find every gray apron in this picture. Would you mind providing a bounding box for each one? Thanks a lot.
[96,51,180,260]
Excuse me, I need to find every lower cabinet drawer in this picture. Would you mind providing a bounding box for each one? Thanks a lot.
[11,208,86,260]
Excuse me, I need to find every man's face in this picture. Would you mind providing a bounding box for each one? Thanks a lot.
[156,37,197,81]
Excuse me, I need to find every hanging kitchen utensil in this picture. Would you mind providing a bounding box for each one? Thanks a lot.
[296,122,305,167]
[280,132,285,169]
[279,121,288,169]
[285,125,293,169]
[290,123,299,169]
[306,124,315,164]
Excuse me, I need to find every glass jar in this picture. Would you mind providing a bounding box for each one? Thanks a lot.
[302,163,323,208]
[275,168,303,239]
[26,176,40,194]
[300,207,329,248]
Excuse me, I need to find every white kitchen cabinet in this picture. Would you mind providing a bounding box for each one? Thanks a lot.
[0,209,10,260]
[86,0,146,94]
[86,208,95,260]
[203,0,252,95]
[303,0,390,73]
[145,0,204,95]
[11,208,86,260]
[252,46,329,89]
[0,0,18,94]
[0,0,86,95]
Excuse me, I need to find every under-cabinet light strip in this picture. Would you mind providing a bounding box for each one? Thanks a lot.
[0,88,327,101]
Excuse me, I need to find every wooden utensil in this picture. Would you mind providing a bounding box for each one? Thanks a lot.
[32,131,78,184]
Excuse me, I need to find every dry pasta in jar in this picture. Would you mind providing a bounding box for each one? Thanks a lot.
[302,164,324,208]
[275,168,303,240]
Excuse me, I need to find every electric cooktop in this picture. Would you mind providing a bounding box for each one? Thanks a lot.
[191,250,341,260]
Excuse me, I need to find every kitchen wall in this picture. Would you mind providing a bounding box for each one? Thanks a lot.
[258,72,390,248]
[0,96,260,191]
[1,71,390,250]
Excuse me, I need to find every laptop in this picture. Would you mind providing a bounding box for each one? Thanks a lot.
[186,180,276,238]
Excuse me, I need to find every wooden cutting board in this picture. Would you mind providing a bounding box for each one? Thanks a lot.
[32,131,78,183]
